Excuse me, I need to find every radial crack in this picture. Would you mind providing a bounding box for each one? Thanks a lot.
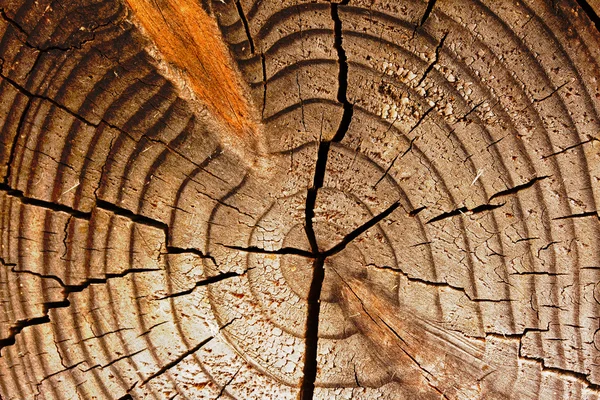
[331,0,353,143]
[156,270,248,300]
[219,244,313,258]
[324,201,401,257]
[542,136,598,159]
[300,5,352,397]
[416,0,437,30]
[141,336,214,385]
[426,202,505,224]
[416,32,447,88]
[234,0,255,54]
[0,267,158,354]
[575,0,600,33]
[488,176,550,202]
[299,257,325,400]
[0,183,91,219]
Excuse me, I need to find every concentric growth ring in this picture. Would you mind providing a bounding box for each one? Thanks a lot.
[0,0,599,399]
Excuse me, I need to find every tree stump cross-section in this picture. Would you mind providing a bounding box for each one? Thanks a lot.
[0,0,600,399]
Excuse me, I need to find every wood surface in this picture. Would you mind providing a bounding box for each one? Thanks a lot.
[0,0,599,399]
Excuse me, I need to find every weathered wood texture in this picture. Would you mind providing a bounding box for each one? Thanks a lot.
[0,0,599,399]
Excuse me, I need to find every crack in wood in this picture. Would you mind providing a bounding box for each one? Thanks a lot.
[416,31,447,88]
[0,265,159,355]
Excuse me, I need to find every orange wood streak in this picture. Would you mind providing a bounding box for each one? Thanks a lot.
[124,0,259,148]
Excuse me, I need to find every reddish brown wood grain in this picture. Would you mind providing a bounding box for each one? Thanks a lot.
[124,0,261,150]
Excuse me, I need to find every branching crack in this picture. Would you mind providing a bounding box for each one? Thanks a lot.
[0,267,158,354]
[518,353,600,390]
[299,4,352,398]
[0,183,91,219]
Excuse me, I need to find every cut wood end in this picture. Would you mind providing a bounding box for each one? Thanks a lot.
[124,0,263,154]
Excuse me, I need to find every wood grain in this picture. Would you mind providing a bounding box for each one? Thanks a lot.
[0,0,599,399]
[124,0,262,152]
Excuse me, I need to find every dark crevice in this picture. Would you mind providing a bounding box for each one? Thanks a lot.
[515,237,540,243]
[83,349,146,372]
[96,199,168,231]
[518,353,600,391]
[0,70,99,128]
[0,267,158,354]
[575,0,600,33]
[215,366,242,400]
[0,8,87,52]
[374,136,416,188]
[260,52,267,119]
[509,271,568,276]
[369,263,475,300]
[155,271,247,300]
[459,100,485,122]
[553,211,599,220]
[300,5,352,398]
[331,0,353,143]
[235,0,255,54]
[416,32,447,88]
[408,106,434,134]
[220,244,313,258]
[409,205,427,217]
[488,176,550,202]
[427,202,505,224]
[0,183,91,219]
[542,137,598,159]
[141,318,237,386]
[305,142,330,254]
[299,256,325,400]
[324,201,401,257]
[0,315,50,352]
[416,0,437,30]
[141,336,213,385]
[165,246,220,269]
[533,81,569,103]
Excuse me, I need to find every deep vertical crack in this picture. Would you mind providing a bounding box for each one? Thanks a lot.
[300,2,352,398]
[235,0,255,54]
[299,256,325,400]
[331,0,353,143]
[304,142,330,254]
